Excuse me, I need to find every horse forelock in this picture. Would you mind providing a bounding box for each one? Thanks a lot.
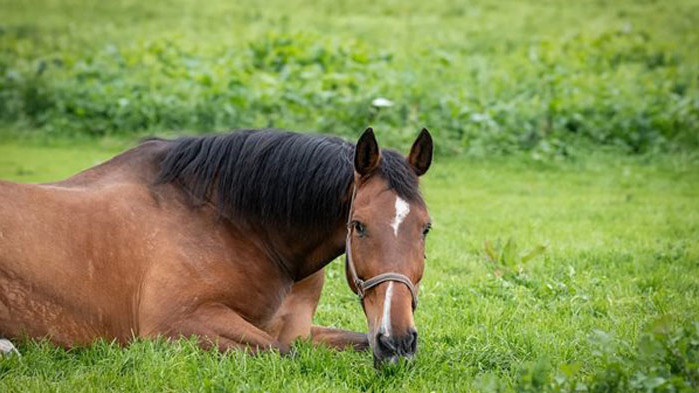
[153,129,422,231]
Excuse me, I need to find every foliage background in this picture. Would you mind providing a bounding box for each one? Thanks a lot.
[1,0,698,156]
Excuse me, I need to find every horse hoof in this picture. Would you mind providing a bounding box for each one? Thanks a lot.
[0,338,20,357]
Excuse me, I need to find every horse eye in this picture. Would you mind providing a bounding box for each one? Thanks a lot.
[353,221,366,236]
[422,224,431,237]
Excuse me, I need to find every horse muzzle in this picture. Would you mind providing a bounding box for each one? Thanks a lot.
[372,327,418,366]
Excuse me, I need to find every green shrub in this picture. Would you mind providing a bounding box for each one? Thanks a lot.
[1,0,697,155]
[475,318,699,392]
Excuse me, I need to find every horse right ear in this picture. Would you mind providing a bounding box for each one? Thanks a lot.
[408,128,433,176]
[354,127,381,176]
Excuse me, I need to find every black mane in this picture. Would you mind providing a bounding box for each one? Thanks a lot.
[154,129,421,230]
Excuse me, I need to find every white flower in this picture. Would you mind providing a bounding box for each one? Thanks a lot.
[371,97,394,108]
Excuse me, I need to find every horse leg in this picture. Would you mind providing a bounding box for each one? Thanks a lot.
[310,326,369,351]
[163,303,287,354]
[269,269,369,351]
[267,269,324,347]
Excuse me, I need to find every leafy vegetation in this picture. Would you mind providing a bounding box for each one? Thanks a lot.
[1,0,698,155]
[0,144,697,392]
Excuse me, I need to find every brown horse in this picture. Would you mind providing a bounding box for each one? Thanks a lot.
[0,127,432,365]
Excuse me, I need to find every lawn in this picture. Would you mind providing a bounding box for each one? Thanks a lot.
[0,141,697,392]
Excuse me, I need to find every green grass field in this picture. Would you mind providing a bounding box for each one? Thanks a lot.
[1,0,699,391]
[0,143,697,392]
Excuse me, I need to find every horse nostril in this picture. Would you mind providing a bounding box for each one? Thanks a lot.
[376,332,395,353]
[404,329,418,353]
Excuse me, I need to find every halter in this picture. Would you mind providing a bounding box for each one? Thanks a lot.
[345,184,419,310]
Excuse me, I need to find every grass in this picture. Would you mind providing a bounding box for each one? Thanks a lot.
[0,141,697,392]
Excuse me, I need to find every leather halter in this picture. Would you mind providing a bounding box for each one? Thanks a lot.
[345,184,419,310]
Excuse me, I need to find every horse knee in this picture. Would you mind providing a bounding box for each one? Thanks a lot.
[270,270,326,345]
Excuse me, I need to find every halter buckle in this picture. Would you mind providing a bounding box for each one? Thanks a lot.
[354,278,365,299]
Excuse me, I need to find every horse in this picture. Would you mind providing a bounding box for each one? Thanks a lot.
[0,127,433,365]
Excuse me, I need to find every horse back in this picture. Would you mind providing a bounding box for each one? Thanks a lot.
[0,138,294,346]
[0,140,173,344]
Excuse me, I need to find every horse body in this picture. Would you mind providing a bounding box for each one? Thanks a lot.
[0,139,335,348]
[0,128,433,364]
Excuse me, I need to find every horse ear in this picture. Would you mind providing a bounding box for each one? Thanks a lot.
[354,127,381,176]
[408,128,433,176]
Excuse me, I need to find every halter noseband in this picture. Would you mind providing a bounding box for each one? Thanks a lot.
[345,185,419,310]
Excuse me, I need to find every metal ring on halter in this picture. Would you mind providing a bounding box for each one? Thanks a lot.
[344,185,419,311]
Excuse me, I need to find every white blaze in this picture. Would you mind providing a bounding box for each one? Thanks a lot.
[390,197,410,237]
[380,282,394,336]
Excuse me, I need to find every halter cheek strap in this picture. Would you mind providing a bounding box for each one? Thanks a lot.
[345,185,419,310]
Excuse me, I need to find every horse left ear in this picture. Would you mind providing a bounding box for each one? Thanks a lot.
[408,128,433,176]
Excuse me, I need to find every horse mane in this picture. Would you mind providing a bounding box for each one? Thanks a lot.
[153,129,421,230]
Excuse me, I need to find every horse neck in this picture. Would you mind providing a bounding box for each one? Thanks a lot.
[294,222,349,280]
[252,217,347,282]
[256,176,354,282]
[240,178,352,281]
